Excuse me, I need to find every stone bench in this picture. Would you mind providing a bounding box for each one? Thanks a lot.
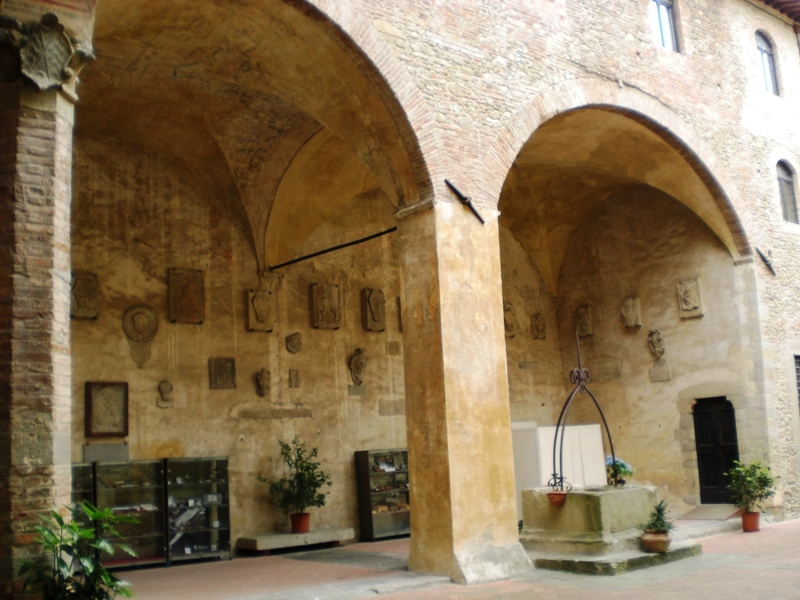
[237,527,355,555]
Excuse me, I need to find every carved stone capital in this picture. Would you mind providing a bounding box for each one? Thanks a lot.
[0,13,94,93]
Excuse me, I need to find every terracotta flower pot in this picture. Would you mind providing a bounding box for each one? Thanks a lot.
[742,511,760,533]
[290,512,311,533]
[641,530,672,553]
[547,491,567,507]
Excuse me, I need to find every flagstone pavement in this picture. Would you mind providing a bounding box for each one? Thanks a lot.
[121,519,800,600]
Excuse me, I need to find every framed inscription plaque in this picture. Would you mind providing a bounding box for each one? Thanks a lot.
[85,382,129,438]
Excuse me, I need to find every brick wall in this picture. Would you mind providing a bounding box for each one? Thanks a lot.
[0,84,73,599]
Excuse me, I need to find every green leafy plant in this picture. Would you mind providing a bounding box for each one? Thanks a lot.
[606,456,634,484]
[641,500,674,533]
[724,460,776,513]
[258,436,332,514]
[20,501,138,599]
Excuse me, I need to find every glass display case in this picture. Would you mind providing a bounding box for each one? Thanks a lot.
[165,457,230,563]
[94,460,166,567]
[71,463,94,507]
[355,449,410,541]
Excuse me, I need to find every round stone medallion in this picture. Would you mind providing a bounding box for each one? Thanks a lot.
[122,304,159,343]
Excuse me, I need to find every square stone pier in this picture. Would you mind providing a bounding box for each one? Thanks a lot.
[520,486,660,556]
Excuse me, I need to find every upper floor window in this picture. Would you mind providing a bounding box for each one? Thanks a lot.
[649,0,679,51]
[756,32,779,95]
[778,161,798,224]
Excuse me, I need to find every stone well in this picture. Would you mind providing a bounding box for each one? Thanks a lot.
[520,486,660,556]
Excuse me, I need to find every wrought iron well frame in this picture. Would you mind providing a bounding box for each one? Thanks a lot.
[549,333,620,492]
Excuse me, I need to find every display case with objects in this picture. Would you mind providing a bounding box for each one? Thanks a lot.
[355,449,410,541]
[94,460,166,567]
[165,457,230,563]
[71,463,95,508]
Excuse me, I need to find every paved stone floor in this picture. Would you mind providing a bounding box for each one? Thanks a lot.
[122,520,800,599]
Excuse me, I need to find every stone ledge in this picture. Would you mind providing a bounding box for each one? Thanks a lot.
[533,543,702,575]
[237,527,355,552]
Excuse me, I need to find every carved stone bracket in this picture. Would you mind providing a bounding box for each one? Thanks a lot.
[0,13,94,93]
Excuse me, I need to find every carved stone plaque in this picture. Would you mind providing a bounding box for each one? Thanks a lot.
[209,358,236,389]
[575,305,592,337]
[248,290,275,332]
[503,302,516,338]
[71,272,98,319]
[531,313,546,340]
[248,273,280,332]
[169,268,204,324]
[288,369,300,389]
[310,283,340,329]
[621,297,642,329]
[286,332,302,354]
[385,341,402,356]
[362,288,386,332]
[677,278,703,319]
[649,358,672,382]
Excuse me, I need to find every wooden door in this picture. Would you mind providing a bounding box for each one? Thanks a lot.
[693,397,740,504]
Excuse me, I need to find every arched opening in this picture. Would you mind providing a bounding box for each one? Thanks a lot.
[70,0,430,557]
[499,107,752,513]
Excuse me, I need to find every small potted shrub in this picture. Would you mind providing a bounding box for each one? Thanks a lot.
[724,460,776,533]
[259,436,332,534]
[640,499,674,553]
[606,456,634,485]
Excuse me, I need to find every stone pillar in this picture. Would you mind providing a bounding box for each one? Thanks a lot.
[397,198,531,584]
[0,75,77,600]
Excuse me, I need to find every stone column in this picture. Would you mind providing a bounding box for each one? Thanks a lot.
[0,12,87,598]
[396,198,531,584]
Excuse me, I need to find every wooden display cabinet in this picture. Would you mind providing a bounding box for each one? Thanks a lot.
[355,449,410,541]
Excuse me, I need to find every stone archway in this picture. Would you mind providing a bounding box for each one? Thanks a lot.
[492,95,767,516]
[481,77,754,257]
[65,0,527,586]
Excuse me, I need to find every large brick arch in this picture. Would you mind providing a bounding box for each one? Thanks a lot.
[297,0,449,205]
[481,77,753,256]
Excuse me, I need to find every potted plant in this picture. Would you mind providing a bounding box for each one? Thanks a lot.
[259,436,332,534]
[724,460,776,533]
[640,499,674,553]
[606,456,634,485]
[20,501,138,599]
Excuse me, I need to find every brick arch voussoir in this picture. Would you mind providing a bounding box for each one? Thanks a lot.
[483,78,753,257]
[293,0,449,205]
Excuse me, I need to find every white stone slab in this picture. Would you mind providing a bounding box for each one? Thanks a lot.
[237,527,355,551]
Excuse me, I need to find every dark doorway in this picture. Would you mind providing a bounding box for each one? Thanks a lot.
[693,397,740,504]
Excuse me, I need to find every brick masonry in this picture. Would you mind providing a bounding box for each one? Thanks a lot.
[311,0,800,513]
[0,84,74,599]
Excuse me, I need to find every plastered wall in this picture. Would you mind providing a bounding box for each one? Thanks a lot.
[553,186,758,511]
[71,135,407,542]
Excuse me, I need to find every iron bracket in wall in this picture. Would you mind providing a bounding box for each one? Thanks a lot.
[445,179,485,225]
[756,248,776,276]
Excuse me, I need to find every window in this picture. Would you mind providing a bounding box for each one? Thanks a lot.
[649,0,679,51]
[756,32,779,95]
[778,162,798,224]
